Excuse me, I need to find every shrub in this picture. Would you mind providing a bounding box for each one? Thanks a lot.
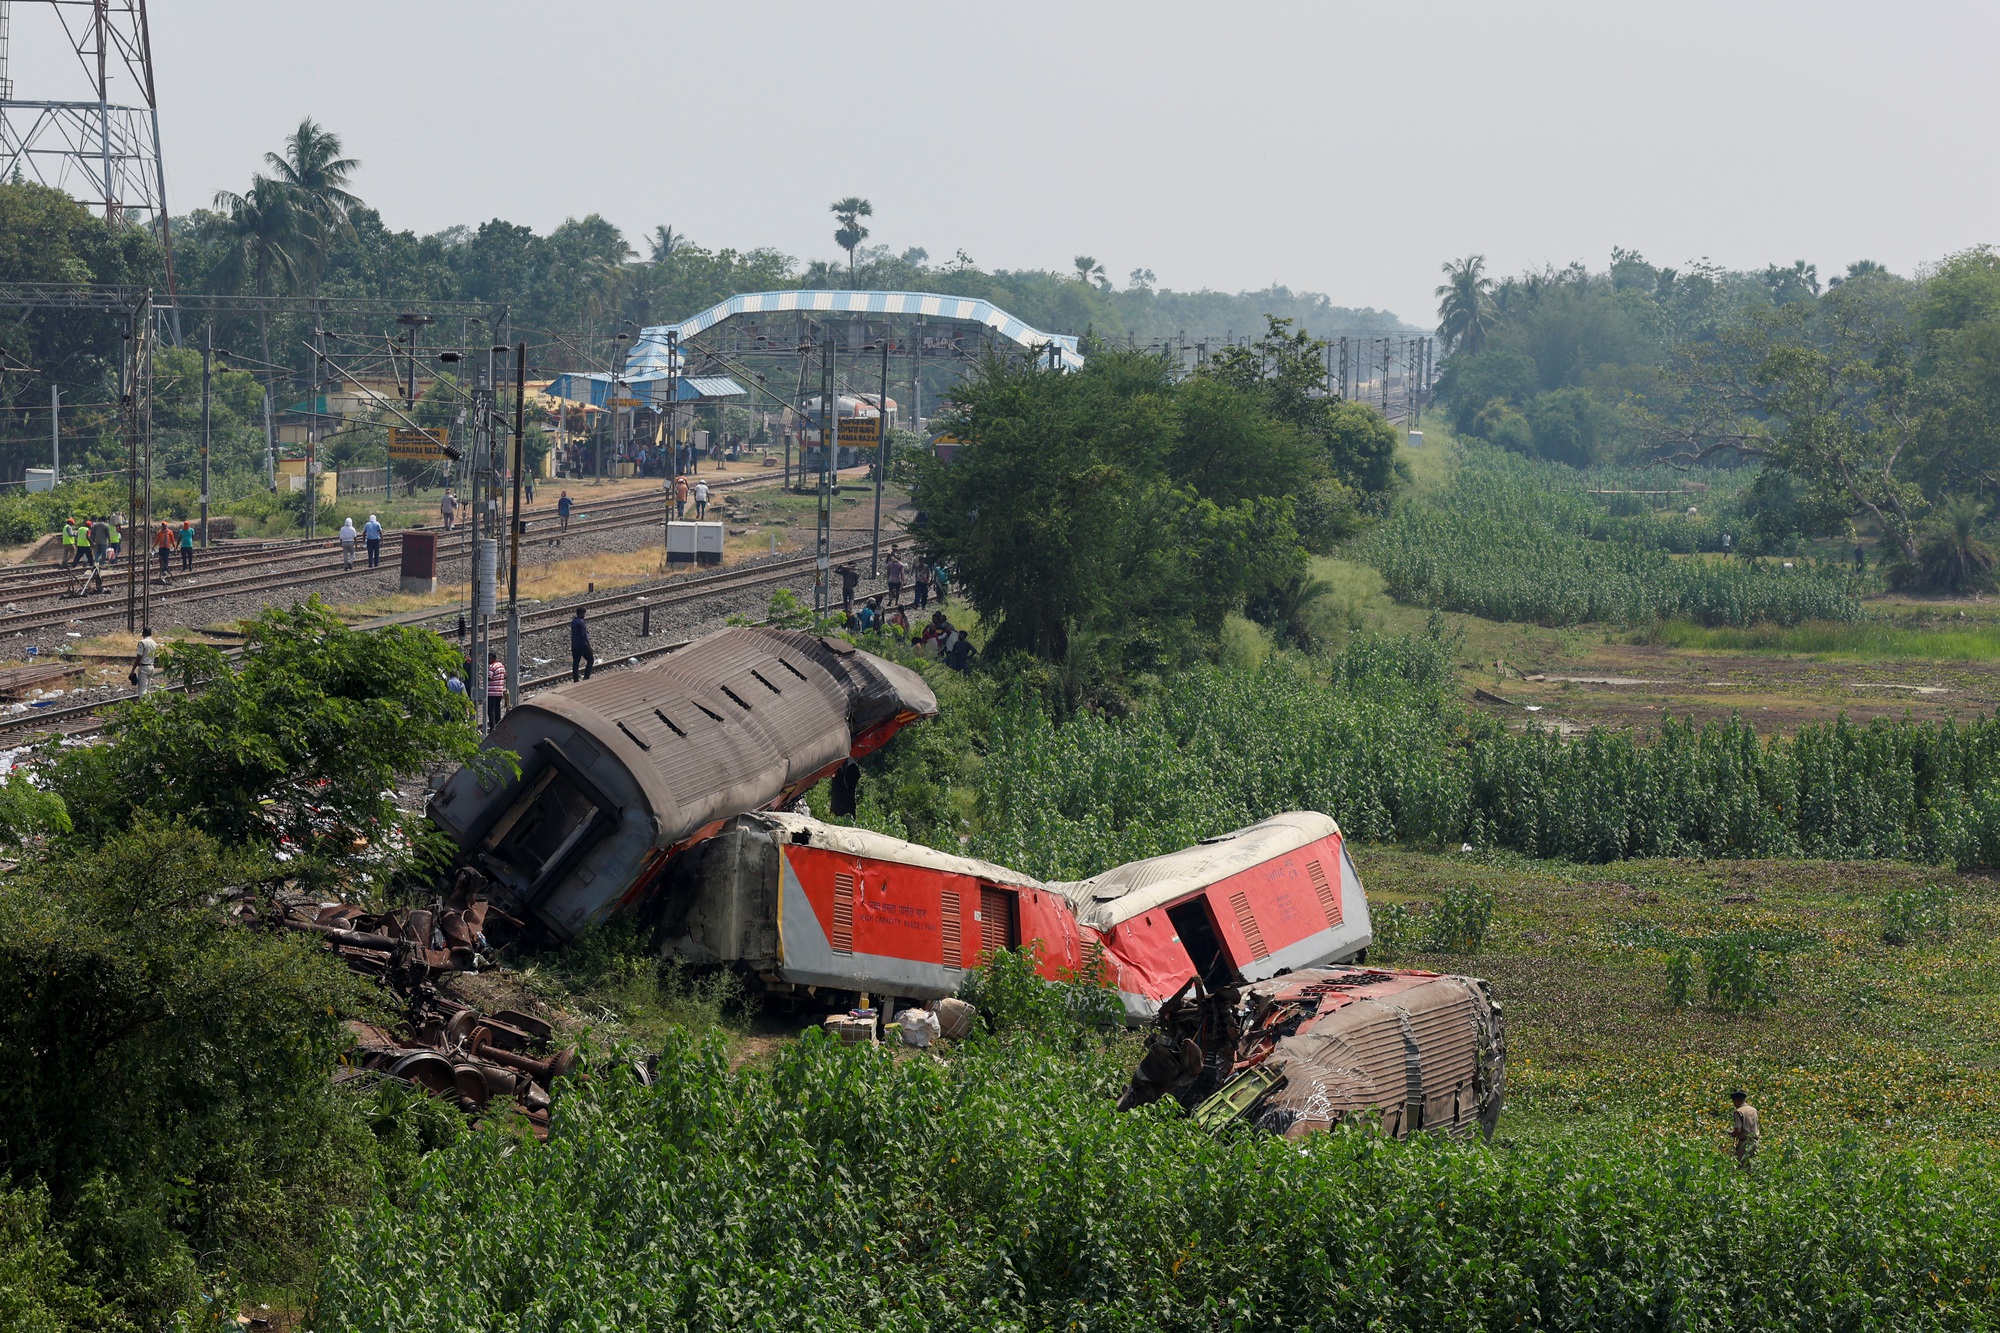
[1703,937,1785,1014]
[1423,884,1496,953]
[1880,884,1954,945]
[1665,945,1695,1008]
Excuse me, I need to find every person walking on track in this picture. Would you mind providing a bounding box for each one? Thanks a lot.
[153,521,173,581]
[885,548,906,607]
[558,490,572,535]
[338,517,358,570]
[441,490,458,532]
[485,652,506,729]
[363,514,383,568]
[570,607,594,682]
[694,479,709,519]
[178,520,195,573]
[674,475,689,519]
[60,518,78,566]
[86,516,109,591]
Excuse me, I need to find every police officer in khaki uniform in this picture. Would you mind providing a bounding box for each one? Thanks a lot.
[1730,1090,1760,1166]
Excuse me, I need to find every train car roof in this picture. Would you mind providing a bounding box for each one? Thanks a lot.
[512,627,936,845]
[744,811,1046,889]
[1048,811,1342,931]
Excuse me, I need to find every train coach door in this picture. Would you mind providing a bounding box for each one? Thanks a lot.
[1166,898,1237,989]
[976,884,1019,959]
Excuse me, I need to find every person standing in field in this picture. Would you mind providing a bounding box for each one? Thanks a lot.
[570,607,594,682]
[1730,1090,1760,1166]
[178,520,195,572]
[363,514,383,568]
[694,479,709,519]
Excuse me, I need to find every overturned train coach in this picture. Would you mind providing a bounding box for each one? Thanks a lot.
[428,627,937,940]
[645,808,1374,1019]
[1120,966,1507,1141]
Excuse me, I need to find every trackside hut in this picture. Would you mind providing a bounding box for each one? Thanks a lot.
[429,627,936,939]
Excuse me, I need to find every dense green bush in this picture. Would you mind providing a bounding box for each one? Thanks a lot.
[950,631,2000,874]
[317,1021,2000,1331]
[1355,447,1860,626]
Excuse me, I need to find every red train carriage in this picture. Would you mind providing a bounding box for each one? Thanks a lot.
[1048,812,1373,1020]
[654,811,1081,1003]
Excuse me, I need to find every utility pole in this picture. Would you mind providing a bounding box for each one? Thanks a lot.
[49,384,58,483]
[140,297,153,638]
[814,332,833,617]
[870,333,888,577]
[662,329,679,562]
[468,346,495,731]
[121,323,135,631]
[306,318,321,540]
[198,321,211,546]
[506,342,524,712]
[396,313,431,503]
[262,389,274,488]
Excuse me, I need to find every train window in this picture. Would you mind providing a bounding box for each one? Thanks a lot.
[652,708,686,738]
[749,669,782,695]
[616,721,650,751]
[1167,899,1238,989]
[693,701,724,723]
[776,657,809,681]
[720,685,752,711]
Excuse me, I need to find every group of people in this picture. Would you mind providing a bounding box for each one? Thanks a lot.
[835,547,948,617]
[336,515,385,570]
[59,516,197,589]
[668,475,711,519]
[446,648,510,729]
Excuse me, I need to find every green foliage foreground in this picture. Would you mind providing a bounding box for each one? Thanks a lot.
[317,1023,2000,1332]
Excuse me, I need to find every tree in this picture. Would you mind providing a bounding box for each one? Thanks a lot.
[1436,254,1496,355]
[209,175,304,379]
[1892,495,1997,592]
[1653,292,1932,561]
[830,197,873,288]
[46,597,493,871]
[649,224,683,262]
[262,117,361,288]
[1073,255,1106,288]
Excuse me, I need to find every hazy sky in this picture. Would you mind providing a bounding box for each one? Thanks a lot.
[15,1,2000,325]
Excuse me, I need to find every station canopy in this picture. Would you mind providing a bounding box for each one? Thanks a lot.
[621,289,1086,377]
[540,371,748,409]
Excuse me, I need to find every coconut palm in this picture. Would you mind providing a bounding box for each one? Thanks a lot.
[1074,255,1106,288]
[1435,255,1495,355]
[830,197,872,288]
[649,224,684,263]
[1912,496,1998,593]
[263,118,361,288]
[209,175,305,381]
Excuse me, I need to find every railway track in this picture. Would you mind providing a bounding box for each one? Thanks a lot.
[0,532,895,745]
[0,466,855,638]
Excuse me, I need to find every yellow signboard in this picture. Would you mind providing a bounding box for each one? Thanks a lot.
[389,427,452,461]
[608,397,642,408]
[836,417,881,449]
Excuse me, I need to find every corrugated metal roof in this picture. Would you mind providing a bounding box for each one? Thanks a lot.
[541,371,747,407]
[748,811,1043,889]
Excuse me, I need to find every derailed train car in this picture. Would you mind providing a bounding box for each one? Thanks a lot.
[1046,812,1373,1021]
[1119,966,1507,1140]
[651,811,1081,1002]
[429,627,936,939]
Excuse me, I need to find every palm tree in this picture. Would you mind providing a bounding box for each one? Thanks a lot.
[649,225,684,263]
[1435,255,1495,355]
[830,197,872,288]
[1074,255,1106,288]
[263,118,361,289]
[1909,496,1998,593]
[210,175,304,380]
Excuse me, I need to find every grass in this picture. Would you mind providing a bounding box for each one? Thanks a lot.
[1363,847,2000,1150]
[1654,616,2000,661]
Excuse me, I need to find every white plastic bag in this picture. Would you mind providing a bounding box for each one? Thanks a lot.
[895,1007,940,1048]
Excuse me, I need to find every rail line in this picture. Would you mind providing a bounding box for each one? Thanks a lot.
[0,533,896,744]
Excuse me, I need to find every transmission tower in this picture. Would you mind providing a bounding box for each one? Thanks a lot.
[0,1,177,297]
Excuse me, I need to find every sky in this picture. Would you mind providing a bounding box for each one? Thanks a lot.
[11,1,2000,326]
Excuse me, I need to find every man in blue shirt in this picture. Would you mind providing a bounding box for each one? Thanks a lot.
[363,514,383,568]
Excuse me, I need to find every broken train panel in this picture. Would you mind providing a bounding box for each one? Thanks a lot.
[1048,812,1372,1021]
[653,811,1081,1002]
[428,627,937,940]
[1120,966,1507,1140]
